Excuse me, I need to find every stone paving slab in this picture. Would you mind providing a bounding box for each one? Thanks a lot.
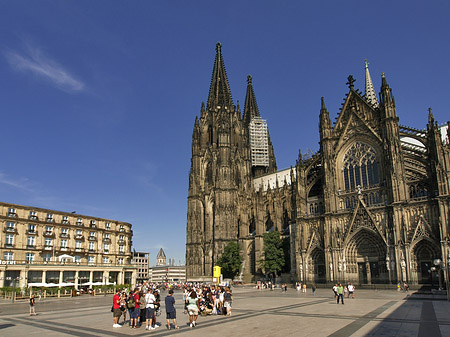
[0,288,449,336]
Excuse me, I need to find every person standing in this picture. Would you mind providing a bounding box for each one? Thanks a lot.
[347,283,355,298]
[165,289,179,330]
[336,283,344,305]
[145,288,156,330]
[187,290,200,327]
[312,284,316,296]
[129,288,140,329]
[29,295,37,316]
[223,287,233,316]
[112,288,122,328]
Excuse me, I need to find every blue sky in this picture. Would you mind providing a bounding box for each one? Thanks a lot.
[0,1,449,265]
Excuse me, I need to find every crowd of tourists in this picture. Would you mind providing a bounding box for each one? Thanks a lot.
[111,282,233,329]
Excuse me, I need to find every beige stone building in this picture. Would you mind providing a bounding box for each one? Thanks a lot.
[0,202,137,288]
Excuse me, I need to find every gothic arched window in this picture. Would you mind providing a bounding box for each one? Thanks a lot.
[343,142,379,192]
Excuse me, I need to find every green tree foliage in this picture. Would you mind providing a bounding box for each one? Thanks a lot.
[217,241,242,278]
[261,231,285,275]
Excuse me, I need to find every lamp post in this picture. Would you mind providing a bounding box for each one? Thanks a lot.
[104,276,107,297]
[433,259,443,291]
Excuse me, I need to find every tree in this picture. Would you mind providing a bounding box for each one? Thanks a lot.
[217,241,242,278]
[260,231,285,276]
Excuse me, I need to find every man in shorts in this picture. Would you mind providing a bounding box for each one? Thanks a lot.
[112,288,122,328]
[165,289,179,330]
[145,288,156,330]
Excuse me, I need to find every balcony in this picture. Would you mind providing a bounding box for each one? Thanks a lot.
[29,215,38,221]
[26,244,36,249]
[103,238,111,243]
[88,249,95,253]
[60,233,70,239]
[4,227,17,234]
[7,212,17,218]
[43,245,53,251]
[118,239,125,244]
[88,236,96,241]
[26,230,37,235]
[74,248,86,253]
[75,234,84,240]
[60,246,68,252]
[76,222,83,227]
[4,243,14,248]
[43,232,55,238]
[46,218,54,223]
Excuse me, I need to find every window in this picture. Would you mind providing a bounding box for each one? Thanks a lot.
[28,224,36,233]
[88,256,95,264]
[46,213,54,222]
[89,231,95,237]
[90,220,96,227]
[62,216,69,224]
[105,222,111,230]
[45,238,53,247]
[343,142,379,192]
[119,245,124,253]
[89,242,95,251]
[104,233,110,239]
[74,255,81,263]
[43,253,51,262]
[3,252,13,260]
[27,236,35,247]
[8,208,16,217]
[118,258,124,265]
[61,239,68,248]
[45,226,53,234]
[104,243,109,252]
[76,218,83,226]
[26,253,35,262]
[119,225,125,232]
[61,228,68,237]
[5,234,14,245]
[103,257,109,264]
[75,240,82,248]
[6,222,15,231]
[29,211,37,220]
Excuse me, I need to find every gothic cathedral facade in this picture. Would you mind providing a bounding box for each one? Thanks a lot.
[186,43,450,286]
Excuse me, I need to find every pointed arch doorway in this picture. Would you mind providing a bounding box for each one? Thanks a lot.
[345,229,388,284]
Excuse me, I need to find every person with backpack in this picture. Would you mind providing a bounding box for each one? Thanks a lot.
[129,288,140,329]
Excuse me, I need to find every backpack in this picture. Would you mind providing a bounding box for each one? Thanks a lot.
[128,295,136,309]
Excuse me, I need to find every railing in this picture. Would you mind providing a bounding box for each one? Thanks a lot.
[1,259,135,267]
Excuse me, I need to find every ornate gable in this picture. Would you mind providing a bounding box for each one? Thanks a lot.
[344,197,385,244]
[410,216,436,245]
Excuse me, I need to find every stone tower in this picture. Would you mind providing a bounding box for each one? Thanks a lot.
[156,248,166,266]
[186,43,276,280]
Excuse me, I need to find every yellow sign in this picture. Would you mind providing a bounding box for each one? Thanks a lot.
[213,266,221,279]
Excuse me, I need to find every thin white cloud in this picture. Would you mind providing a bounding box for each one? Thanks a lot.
[0,172,34,192]
[4,45,84,93]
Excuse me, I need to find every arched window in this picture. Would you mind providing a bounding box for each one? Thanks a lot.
[343,142,379,192]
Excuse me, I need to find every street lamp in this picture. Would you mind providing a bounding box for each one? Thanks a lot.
[433,259,443,291]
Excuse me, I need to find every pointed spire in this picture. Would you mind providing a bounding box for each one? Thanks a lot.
[207,42,234,111]
[381,72,388,89]
[428,107,434,125]
[320,97,331,133]
[380,72,396,118]
[243,74,260,126]
[364,59,379,107]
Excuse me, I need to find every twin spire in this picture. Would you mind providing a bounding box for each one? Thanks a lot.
[207,43,261,123]
[207,42,234,110]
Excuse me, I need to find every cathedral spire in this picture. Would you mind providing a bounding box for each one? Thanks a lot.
[243,74,261,126]
[207,42,234,111]
[364,59,379,107]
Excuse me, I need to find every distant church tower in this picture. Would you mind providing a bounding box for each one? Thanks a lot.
[186,43,276,280]
[156,248,166,266]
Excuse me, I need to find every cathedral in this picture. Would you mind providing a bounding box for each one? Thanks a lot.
[186,43,450,287]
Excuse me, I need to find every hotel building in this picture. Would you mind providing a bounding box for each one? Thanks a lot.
[0,202,137,288]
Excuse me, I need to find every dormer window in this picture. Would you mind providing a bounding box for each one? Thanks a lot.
[105,222,111,230]
[46,214,54,222]
[29,211,38,220]
[90,220,96,228]
[119,225,125,232]
[76,218,83,226]
[8,208,16,217]
[62,216,69,224]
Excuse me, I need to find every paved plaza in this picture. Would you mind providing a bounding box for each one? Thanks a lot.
[0,287,449,336]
